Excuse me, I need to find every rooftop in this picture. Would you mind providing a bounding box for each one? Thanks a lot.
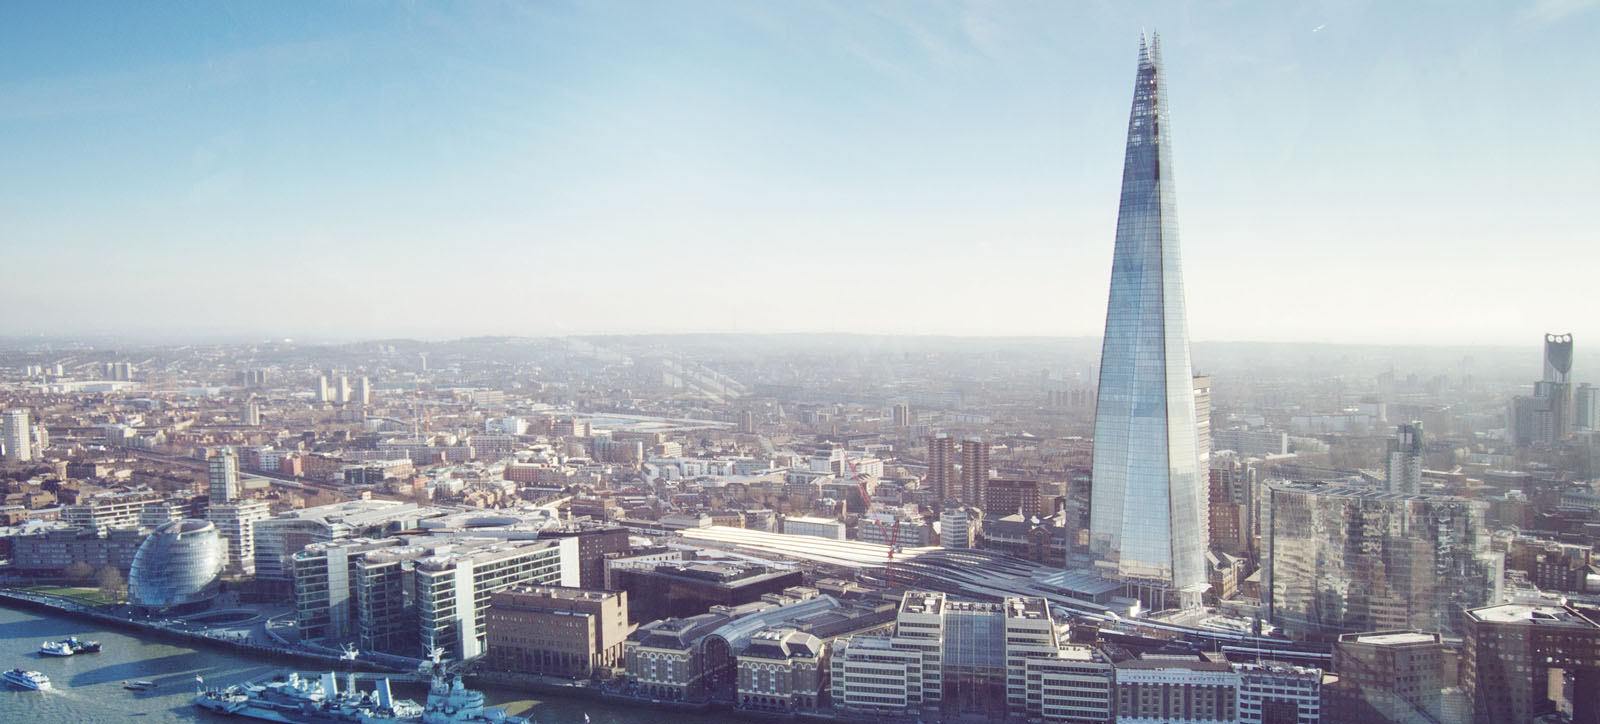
[1344,631,1440,646]
[1467,604,1600,629]
[679,525,938,569]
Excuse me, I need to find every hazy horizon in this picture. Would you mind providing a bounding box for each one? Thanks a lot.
[4,2,1596,345]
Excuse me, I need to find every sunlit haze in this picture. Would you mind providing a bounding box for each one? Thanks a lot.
[3,1,1596,344]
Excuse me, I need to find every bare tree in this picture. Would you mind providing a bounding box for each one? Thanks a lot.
[63,561,94,583]
[96,566,126,603]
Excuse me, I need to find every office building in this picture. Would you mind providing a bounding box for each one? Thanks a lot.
[208,447,240,504]
[1263,481,1502,638]
[1022,645,1115,724]
[829,635,926,712]
[928,435,957,503]
[830,591,1073,718]
[1113,654,1238,723]
[3,409,32,462]
[1463,603,1600,724]
[207,499,270,574]
[353,543,435,654]
[293,537,406,643]
[1386,421,1424,495]
[1329,630,1447,724]
[415,537,578,659]
[940,506,979,549]
[128,519,224,613]
[485,586,631,679]
[1088,35,1209,610]
[253,499,443,582]
[1235,662,1322,724]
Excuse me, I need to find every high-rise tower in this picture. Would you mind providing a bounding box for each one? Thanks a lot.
[3,409,33,462]
[1545,333,1574,383]
[1088,34,1208,609]
[209,447,240,504]
[928,435,956,503]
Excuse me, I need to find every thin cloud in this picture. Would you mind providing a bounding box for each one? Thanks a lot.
[1523,0,1599,24]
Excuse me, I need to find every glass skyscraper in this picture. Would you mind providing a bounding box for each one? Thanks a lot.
[1088,34,1208,609]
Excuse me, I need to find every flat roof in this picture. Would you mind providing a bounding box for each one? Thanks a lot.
[1349,632,1438,646]
[679,526,938,569]
[1467,604,1599,629]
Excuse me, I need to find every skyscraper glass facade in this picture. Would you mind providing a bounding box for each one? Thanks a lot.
[128,519,225,612]
[1263,482,1502,638]
[1088,34,1208,606]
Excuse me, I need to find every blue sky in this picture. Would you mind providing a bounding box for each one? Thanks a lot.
[2,1,1596,344]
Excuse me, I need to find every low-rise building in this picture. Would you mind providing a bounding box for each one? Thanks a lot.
[8,523,146,574]
[1023,645,1115,724]
[782,516,847,541]
[1329,630,1446,724]
[1463,603,1600,724]
[1113,654,1239,724]
[828,635,924,712]
[485,586,631,679]
[736,628,827,712]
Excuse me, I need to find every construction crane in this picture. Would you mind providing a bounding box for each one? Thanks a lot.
[841,450,907,587]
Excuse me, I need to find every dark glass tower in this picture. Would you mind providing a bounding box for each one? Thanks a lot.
[1088,34,1208,609]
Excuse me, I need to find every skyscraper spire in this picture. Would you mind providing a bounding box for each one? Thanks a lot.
[1087,34,1208,610]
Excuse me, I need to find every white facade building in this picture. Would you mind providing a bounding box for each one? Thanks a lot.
[208,499,271,574]
[782,516,847,541]
[3,409,32,462]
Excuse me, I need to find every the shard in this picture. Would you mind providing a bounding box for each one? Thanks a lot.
[1087,33,1208,609]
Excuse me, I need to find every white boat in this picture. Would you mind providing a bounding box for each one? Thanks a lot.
[39,636,100,656]
[3,669,52,690]
[38,640,74,656]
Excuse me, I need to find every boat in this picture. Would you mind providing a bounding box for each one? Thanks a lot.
[194,668,533,724]
[39,636,101,656]
[124,680,157,691]
[3,669,52,691]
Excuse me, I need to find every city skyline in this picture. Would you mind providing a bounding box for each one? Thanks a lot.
[3,2,1597,344]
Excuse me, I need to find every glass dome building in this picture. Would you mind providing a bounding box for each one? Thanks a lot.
[129,519,224,613]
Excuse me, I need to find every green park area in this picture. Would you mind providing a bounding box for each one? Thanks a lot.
[22,585,122,606]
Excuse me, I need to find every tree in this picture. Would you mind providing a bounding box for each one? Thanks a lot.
[96,566,126,604]
[63,561,94,583]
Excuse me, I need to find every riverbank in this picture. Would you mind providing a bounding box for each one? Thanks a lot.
[0,587,403,674]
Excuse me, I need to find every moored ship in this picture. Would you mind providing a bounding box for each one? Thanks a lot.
[194,668,531,724]
[39,636,101,656]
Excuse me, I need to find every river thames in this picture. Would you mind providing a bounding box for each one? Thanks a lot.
[0,603,748,724]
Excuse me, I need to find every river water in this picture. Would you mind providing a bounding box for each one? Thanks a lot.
[0,604,739,724]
